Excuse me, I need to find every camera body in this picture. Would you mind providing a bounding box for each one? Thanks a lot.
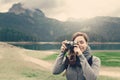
[65,41,77,50]
[65,41,78,65]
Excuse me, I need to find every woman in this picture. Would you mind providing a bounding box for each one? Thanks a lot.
[52,32,101,80]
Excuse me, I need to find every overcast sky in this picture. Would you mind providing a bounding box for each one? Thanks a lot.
[0,0,120,21]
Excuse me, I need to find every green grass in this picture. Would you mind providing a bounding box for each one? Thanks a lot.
[0,48,65,80]
[43,51,120,67]
[0,49,119,80]
[20,68,66,80]
[42,53,58,60]
[93,52,120,67]
[19,51,120,80]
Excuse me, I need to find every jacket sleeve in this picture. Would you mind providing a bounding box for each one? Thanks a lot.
[78,54,101,80]
[52,52,66,74]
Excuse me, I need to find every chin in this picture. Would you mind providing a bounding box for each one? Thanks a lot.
[81,49,85,52]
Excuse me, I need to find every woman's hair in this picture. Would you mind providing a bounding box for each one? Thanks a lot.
[72,32,89,42]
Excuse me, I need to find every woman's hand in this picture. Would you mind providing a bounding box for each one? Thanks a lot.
[60,40,68,53]
[74,45,82,56]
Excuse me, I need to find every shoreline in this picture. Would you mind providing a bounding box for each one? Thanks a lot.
[5,41,120,44]
[1,42,120,52]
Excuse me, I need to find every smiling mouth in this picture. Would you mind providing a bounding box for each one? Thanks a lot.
[80,46,84,51]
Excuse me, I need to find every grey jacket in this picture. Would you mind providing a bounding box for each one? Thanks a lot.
[52,52,101,80]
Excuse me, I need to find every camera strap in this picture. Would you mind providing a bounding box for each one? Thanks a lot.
[65,55,93,69]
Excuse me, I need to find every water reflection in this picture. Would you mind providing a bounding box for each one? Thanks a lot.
[90,44,120,50]
[9,42,120,50]
[12,44,60,50]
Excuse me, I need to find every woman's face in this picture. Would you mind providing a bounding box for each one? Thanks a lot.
[74,36,88,52]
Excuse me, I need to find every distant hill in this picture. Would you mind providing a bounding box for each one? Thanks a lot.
[0,3,120,42]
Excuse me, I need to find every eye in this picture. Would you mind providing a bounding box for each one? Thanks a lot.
[78,41,84,44]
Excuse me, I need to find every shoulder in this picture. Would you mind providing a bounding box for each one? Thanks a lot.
[92,56,101,64]
[92,56,100,60]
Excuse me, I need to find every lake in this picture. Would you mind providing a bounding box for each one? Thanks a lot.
[8,42,120,50]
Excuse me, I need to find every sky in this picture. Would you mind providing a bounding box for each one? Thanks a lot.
[0,0,120,21]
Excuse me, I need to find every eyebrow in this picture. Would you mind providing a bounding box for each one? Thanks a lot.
[77,40,84,42]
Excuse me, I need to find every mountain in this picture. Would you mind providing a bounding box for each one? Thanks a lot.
[0,3,65,41]
[8,3,45,17]
[80,17,120,42]
[0,3,120,42]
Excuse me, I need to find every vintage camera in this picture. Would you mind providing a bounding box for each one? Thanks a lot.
[65,41,78,65]
[65,41,77,50]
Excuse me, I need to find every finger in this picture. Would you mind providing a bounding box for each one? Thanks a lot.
[73,47,77,51]
[61,46,64,50]
[61,46,66,52]
[74,45,79,48]
[61,44,67,50]
[62,44,67,49]
[62,40,67,44]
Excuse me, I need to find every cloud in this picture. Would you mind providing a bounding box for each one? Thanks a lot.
[0,0,22,12]
[21,0,66,20]
[0,0,120,21]
[0,0,66,19]
[22,0,65,9]
[0,0,18,3]
[108,8,120,17]
[0,0,65,11]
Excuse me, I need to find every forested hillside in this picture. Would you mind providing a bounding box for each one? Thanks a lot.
[0,3,120,42]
